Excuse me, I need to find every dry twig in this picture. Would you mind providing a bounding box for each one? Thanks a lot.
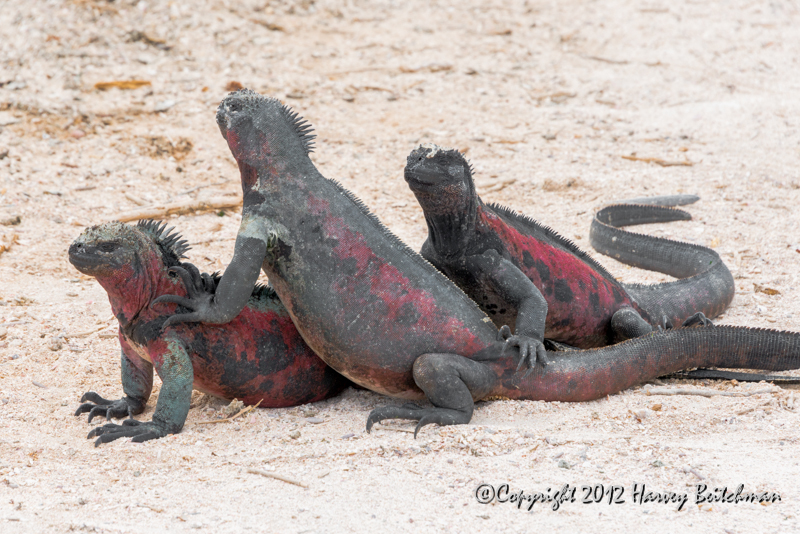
[94,80,151,91]
[736,400,773,416]
[375,424,415,434]
[621,155,693,167]
[114,196,242,222]
[70,325,109,338]
[195,399,262,425]
[644,386,777,397]
[246,468,308,488]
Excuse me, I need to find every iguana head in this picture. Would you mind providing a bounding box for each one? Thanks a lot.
[405,143,476,215]
[405,144,481,256]
[216,88,315,171]
[69,221,190,322]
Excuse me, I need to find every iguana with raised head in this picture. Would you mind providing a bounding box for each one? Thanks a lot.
[403,144,733,353]
[69,220,348,446]
[155,89,800,436]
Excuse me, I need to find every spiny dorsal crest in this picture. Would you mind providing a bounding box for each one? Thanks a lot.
[280,104,316,154]
[136,219,191,261]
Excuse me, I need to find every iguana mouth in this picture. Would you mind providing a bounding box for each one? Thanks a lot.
[404,172,438,188]
[68,247,103,273]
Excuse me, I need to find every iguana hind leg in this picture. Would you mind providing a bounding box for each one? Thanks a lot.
[366,353,497,437]
[610,307,653,343]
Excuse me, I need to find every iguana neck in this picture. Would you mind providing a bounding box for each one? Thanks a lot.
[418,190,480,260]
[94,253,177,327]
[239,154,319,201]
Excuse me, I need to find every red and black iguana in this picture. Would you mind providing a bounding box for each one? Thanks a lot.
[403,144,732,364]
[154,89,800,436]
[69,220,348,446]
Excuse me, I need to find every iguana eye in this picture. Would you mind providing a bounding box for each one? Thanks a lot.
[99,242,118,253]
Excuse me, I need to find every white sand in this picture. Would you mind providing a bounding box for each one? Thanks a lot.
[1,0,798,532]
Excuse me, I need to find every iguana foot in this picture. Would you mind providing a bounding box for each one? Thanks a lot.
[74,392,145,422]
[611,308,654,342]
[87,419,169,447]
[151,265,216,327]
[681,312,714,328]
[496,325,547,375]
[366,404,470,438]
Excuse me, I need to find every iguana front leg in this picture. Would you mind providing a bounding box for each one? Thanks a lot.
[153,215,267,326]
[75,334,153,422]
[467,249,548,373]
[88,332,193,446]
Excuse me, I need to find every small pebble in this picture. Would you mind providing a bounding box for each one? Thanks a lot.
[154,100,176,112]
[48,338,63,351]
[288,430,301,439]
[558,459,570,469]
[341,433,354,440]
[306,417,324,424]
[70,129,86,139]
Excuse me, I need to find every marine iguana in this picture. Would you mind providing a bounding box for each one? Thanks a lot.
[403,144,733,352]
[69,220,348,446]
[155,89,800,436]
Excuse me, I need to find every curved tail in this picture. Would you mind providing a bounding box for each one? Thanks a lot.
[496,325,800,401]
[589,197,735,326]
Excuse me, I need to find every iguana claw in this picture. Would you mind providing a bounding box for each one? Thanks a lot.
[87,419,169,447]
[497,325,548,375]
[151,265,216,327]
[681,312,714,328]
[366,403,469,438]
[75,392,144,423]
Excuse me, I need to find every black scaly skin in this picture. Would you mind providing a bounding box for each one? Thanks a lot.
[156,89,800,436]
[590,199,734,331]
[404,145,731,351]
[590,199,766,382]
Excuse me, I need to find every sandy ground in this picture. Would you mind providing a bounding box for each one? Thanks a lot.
[1,0,799,532]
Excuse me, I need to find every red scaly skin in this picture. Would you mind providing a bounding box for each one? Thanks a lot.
[478,208,643,347]
[70,221,348,445]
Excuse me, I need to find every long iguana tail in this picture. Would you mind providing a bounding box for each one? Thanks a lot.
[589,197,735,326]
[498,325,800,401]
